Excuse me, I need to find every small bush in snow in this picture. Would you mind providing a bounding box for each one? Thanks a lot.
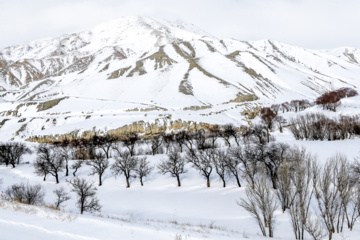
[5,183,45,205]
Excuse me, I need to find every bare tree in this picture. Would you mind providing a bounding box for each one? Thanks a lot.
[212,149,229,187]
[71,159,85,177]
[135,157,153,186]
[158,150,187,187]
[262,142,290,189]
[332,154,357,232]
[86,152,110,186]
[260,107,277,130]
[0,142,32,168]
[230,145,260,189]
[313,158,341,240]
[184,131,196,151]
[162,132,174,154]
[55,144,73,177]
[33,157,49,181]
[67,177,101,214]
[149,134,163,155]
[288,148,316,240]
[121,132,139,156]
[251,124,268,144]
[92,134,118,159]
[111,150,138,188]
[275,160,295,213]
[35,145,64,184]
[274,116,287,133]
[208,125,221,148]
[221,124,238,147]
[226,148,243,187]
[53,187,71,209]
[347,185,360,230]
[174,130,186,152]
[238,173,279,237]
[193,130,211,150]
[186,149,214,187]
[270,104,280,114]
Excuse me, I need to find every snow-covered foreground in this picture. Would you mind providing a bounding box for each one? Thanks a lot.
[1,131,360,240]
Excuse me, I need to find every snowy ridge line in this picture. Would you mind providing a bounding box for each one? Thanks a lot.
[0,16,360,141]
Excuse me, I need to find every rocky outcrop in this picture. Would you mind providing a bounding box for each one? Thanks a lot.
[36,97,67,112]
[25,119,221,143]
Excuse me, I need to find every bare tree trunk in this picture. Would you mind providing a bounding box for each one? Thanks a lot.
[271,176,277,189]
[66,163,69,177]
[176,175,181,187]
[80,201,84,214]
[55,173,59,184]
[269,223,274,238]
[225,139,231,147]
[206,177,210,188]
[235,176,241,187]
[140,176,144,186]
[221,177,226,188]
[126,177,130,188]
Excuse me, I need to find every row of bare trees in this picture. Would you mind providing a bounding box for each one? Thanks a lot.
[239,146,360,240]
[289,113,360,141]
[269,87,358,115]
[33,143,154,188]
[32,127,292,189]
[45,124,253,156]
[271,99,313,114]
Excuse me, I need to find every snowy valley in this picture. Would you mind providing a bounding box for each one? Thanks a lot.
[1,16,360,240]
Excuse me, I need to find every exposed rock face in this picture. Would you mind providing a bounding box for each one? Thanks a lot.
[37,97,67,112]
[25,119,220,143]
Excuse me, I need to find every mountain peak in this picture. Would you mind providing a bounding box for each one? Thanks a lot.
[0,16,212,61]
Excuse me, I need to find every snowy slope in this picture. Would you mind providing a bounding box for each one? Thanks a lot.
[0,16,360,140]
[2,130,360,239]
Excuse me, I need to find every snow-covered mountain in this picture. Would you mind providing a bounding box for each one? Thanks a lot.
[0,16,360,141]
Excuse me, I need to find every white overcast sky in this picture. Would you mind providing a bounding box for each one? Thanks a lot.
[0,0,359,50]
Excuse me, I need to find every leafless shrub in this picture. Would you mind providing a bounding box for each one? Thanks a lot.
[53,187,71,209]
[5,183,45,205]
[304,215,327,240]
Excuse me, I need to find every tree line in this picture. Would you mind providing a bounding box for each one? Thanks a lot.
[269,87,358,115]
[289,113,360,141]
